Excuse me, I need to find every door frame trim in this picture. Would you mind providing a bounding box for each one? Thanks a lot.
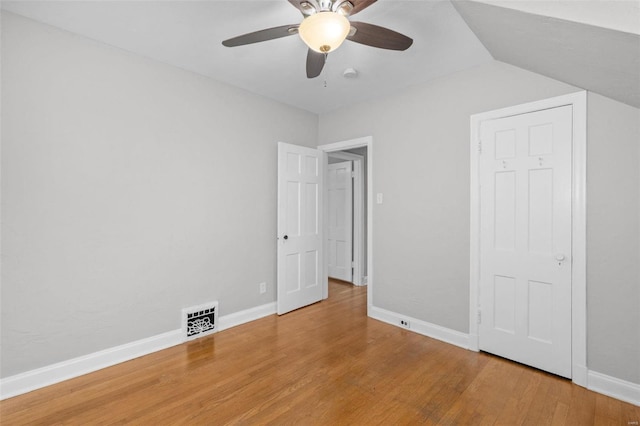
[319,136,373,310]
[327,151,365,286]
[469,91,587,386]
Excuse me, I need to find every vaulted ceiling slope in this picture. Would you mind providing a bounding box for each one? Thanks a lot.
[2,1,639,112]
[454,1,640,108]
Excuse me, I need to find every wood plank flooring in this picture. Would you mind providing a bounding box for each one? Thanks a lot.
[1,280,639,425]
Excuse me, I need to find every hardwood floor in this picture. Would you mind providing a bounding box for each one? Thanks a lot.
[2,280,639,425]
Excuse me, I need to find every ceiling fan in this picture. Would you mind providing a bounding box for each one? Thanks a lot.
[222,0,413,78]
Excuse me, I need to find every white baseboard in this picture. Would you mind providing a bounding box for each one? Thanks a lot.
[468,333,479,351]
[4,302,637,408]
[0,329,183,400]
[0,301,277,400]
[368,305,470,349]
[218,302,276,331]
[368,306,640,406]
[588,370,640,406]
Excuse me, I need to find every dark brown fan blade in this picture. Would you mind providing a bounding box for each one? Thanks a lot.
[222,24,298,47]
[348,21,413,50]
[306,49,326,78]
[350,0,377,15]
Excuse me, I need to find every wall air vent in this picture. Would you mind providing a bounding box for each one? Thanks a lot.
[182,301,219,341]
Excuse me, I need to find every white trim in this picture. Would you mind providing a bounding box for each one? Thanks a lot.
[352,159,364,286]
[319,136,372,152]
[588,371,640,407]
[573,363,588,390]
[327,151,365,286]
[570,91,588,387]
[319,136,373,310]
[0,330,182,400]
[218,302,276,331]
[327,152,362,162]
[469,91,588,387]
[369,306,470,350]
[0,302,277,400]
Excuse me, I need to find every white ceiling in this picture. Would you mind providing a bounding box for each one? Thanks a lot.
[2,1,639,112]
[454,1,640,108]
[1,0,492,114]
[472,0,640,35]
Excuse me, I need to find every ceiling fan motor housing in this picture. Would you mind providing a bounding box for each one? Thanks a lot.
[301,0,354,15]
[319,1,333,12]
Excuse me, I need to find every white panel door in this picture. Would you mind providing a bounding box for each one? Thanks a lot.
[328,161,353,282]
[277,142,324,315]
[479,105,572,377]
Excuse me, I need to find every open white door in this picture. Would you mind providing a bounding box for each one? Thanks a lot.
[478,105,572,378]
[277,142,324,315]
[328,161,353,282]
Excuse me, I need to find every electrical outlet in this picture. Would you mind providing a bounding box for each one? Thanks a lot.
[259,282,267,294]
[400,319,410,329]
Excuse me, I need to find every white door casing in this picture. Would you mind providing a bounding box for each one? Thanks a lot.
[478,105,572,378]
[327,151,365,286]
[328,161,353,282]
[470,91,587,387]
[318,136,373,309]
[277,142,324,315]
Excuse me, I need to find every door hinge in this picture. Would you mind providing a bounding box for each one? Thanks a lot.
[477,140,482,154]
[351,171,355,178]
[477,310,482,324]
[351,261,355,268]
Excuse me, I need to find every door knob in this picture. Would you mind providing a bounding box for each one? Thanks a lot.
[555,254,565,261]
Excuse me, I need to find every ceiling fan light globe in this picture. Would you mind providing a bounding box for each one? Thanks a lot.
[298,12,350,53]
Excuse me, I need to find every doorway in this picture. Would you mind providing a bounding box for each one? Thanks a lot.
[469,92,587,386]
[319,137,373,310]
[327,150,366,286]
[276,137,373,315]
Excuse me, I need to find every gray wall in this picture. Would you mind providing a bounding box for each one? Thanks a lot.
[1,13,318,377]
[586,93,640,383]
[319,61,640,384]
